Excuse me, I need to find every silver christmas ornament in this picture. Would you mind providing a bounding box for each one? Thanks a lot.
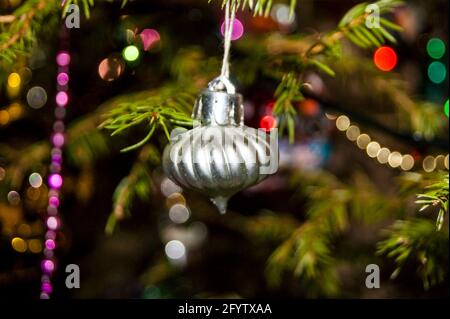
[163,77,278,214]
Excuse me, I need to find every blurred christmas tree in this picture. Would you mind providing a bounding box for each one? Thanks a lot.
[0,0,448,298]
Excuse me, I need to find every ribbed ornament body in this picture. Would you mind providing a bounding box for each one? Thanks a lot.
[162,77,278,213]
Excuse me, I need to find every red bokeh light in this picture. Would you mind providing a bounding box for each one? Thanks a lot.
[373,46,398,72]
[299,99,320,117]
[260,115,276,131]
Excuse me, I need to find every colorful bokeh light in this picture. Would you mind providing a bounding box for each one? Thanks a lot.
[220,18,244,41]
[445,99,449,117]
[27,86,47,109]
[123,45,140,62]
[7,73,21,88]
[56,91,69,107]
[140,29,161,51]
[56,52,71,67]
[427,38,446,60]
[57,72,69,86]
[373,46,398,72]
[428,61,447,84]
[98,57,125,81]
[260,115,276,131]
[48,173,63,189]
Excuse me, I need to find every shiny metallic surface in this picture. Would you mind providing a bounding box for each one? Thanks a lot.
[192,90,244,127]
[163,77,278,214]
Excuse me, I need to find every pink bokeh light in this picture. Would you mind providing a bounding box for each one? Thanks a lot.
[52,133,65,148]
[47,216,59,230]
[48,173,63,189]
[57,72,69,86]
[45,239,56,250]
[49,196,60,207]
[220,18,244,41]
[41,282,53,294]
[41,259,55,273]
[56,91,68,107]
[56,52,71,67]
[140,29,161,51]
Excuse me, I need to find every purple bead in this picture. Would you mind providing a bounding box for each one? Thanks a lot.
[42,282,53,294]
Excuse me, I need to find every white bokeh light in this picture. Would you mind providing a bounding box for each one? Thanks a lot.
[169,204,190,224]
[165,240,186,260]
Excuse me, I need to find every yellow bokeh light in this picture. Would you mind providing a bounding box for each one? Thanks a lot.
[388,151,402,168]
[445,155,449,170]
[12,237,27,253]
[356,134,371,149]
[28,239,42,253]
[18,224,32,237]
[401,154,415,171]
[423,156,436,172]
[366,141,381,158]
[166,192,186,208]
[8,103,23,120]
[26,187,41,201]
[434,155,445,170]
[346,125,360,141]
[7,72,21,88]
[336,115,350,131]
[0,110,10,126]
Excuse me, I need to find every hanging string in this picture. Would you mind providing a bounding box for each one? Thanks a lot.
[220,1,236,79]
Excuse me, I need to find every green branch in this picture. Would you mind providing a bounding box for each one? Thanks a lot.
[209,0,296,17]
[100,85,196,152]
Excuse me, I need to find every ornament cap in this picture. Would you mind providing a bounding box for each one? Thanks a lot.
[192,76,244,127]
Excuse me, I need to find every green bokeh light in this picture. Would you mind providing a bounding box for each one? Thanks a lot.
[445,99,449,118]
[428,61,447,84]
[122,45,140,62]
[427,38,446,59]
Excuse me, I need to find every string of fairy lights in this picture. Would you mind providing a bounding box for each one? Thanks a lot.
[39,29,71,299]
[329,113,449,172]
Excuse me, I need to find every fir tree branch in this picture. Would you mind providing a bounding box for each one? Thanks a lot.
[234,0,404,143]
[416,173,449,231]
[105,145,160,235]
[0,0,58,65]
[265,170,403,296]
[209,0,296,17]
[100,85,196,152]
[377,218,449,290]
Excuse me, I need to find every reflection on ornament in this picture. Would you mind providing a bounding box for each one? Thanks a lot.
[163,77,278,214]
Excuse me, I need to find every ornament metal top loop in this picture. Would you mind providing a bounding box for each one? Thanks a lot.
[192,76,244,127]
[207,76,236,94]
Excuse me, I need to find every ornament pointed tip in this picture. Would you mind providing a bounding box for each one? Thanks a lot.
[211,196,228,214]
